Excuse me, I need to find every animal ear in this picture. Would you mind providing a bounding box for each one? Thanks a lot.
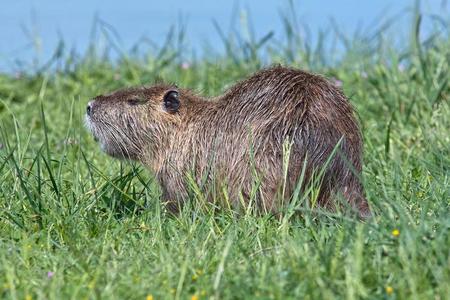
[163,90,180,113]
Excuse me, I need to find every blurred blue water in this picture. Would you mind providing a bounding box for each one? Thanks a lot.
[0,0,448,72]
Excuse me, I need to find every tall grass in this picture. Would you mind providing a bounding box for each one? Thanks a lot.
[0,3,449,299]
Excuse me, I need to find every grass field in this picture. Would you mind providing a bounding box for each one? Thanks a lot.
[0,6,449,300]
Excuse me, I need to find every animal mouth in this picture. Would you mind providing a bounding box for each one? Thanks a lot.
[84,113,140,161]
[85,116,128,159]
[85,115,100,142]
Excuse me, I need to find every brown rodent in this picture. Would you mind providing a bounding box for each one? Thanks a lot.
[85,66,370,218]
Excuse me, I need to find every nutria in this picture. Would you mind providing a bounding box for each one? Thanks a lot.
[85,66,370,218]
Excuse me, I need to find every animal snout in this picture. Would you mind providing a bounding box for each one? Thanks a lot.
[86,100,94,117]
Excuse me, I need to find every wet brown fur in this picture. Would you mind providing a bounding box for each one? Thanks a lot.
[86,66,371,218]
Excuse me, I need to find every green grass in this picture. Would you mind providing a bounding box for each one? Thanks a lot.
[0,5,449,300]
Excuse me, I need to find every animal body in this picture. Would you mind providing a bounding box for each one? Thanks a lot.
[85,66,370,217]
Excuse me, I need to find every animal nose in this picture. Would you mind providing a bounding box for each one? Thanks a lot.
[86,101,94,116]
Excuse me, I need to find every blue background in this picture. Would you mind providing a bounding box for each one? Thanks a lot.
[0,0,448,71]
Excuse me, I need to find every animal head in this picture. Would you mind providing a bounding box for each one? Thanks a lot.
[85,84,182,160]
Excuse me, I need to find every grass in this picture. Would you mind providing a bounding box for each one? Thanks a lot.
[0,3,449,299]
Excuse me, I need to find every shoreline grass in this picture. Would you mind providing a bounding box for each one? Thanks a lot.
[0,4,449,299]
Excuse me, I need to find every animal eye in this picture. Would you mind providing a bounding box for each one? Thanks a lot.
[127,97,146,105]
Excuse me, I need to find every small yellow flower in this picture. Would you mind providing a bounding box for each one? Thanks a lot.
[385,286,394,295]
[392,229,400,237]
[192,269,203,281]
[25,295,32,300]
[140,222,150,231]
[146,295,153,300]
[88,280,95,289]
[191,295,199,300]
